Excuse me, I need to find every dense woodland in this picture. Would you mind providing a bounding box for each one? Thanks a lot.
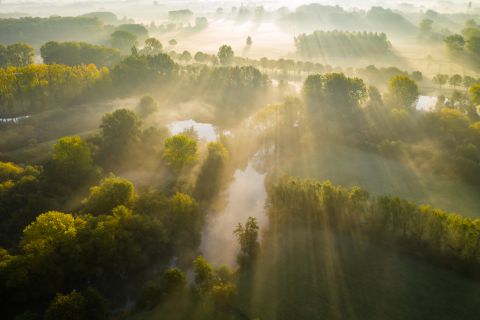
[1,1,480,320]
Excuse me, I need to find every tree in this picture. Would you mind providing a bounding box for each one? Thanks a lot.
[40,41,122,67]
[433,74,449,89]
[302,73,367,124]
[234,217,259,267]
[449,74,463,88]
[49,136,94,185]
[419,19,433,34]
[388,75,419,109]
[466,36,480,55]
[135,281,162,311]
[115,24,148,40]
[82,175,136,215]
[246,36,253,46]
[0,43,34,67]
[99,109,142,155]
[110,30,138,53]
[142,37,162,55]
[411,71,423,82]
[463,76,476,91]
[217,45,234,66]
[194,51,208,63]
[44,289,107,320]
[193,256,214,293]
[137,96,158,118]
[470,83,480,105]
[168,39,178,46]
[444,34,465,52]
[163,134,198,169]
[179,50,192,63]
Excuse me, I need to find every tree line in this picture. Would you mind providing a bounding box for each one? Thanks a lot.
[267,176,480,277]
[295,30,392,59]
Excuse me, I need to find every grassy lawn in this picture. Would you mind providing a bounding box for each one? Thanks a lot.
[281,142,480,217]
[238,228,480,320]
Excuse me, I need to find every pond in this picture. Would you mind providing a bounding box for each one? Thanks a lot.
[0,115,31,124]
[167,119,217,141]
[416,95,437,112]
[200,163,267,267]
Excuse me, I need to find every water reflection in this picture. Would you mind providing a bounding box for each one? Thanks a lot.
[167,119,217,141]
[200,163,267,267]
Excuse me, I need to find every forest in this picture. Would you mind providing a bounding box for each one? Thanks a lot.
[0,1,480,320]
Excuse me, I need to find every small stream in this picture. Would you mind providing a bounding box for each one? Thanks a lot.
[200,163,267,267]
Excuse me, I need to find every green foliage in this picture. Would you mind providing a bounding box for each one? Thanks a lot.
[388,75,419,109]
[40,41,122,67]
[303,73,366,132]
[48,136,94,186]
[194,142,229,202]
[99,108,142,157]
[0,16,105,46]
[137,96,159,118]
[419,19,433,34]
[449,74,463,88]
[163,134,198,169]
[44,290,86,320]
[217,45,234,66]
[0,63,106,114]
[470,83,480,105]
[433,74,449,89]
[82,175,136,215]
[160,268,187,294]
[142,38,163,55]
[295,30,391,58]
[190,65,270,118]
[0,43,34,67]
[193,256,214,293]
[164,192,202,250]
[21,211,79,254]
[445,34,466,52]
[135,281,163,312]
[268,177,480,276]
[234,217,259,267]
[44,288,107,320]
[110,30,137,53]
[115,24,148,40]
[111,53,177,92]
[0,161,24,182]
[0,161,44,247]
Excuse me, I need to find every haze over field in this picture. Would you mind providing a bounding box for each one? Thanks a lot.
[1,1,480,320]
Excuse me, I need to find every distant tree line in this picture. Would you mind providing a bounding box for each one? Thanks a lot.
[40,41,122,67]
[295,30,391,58]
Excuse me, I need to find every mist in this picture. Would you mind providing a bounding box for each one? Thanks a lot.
[1,1,480,319]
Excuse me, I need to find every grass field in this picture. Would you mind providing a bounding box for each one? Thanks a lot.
[238,228,480,320]
[280,142,480,217]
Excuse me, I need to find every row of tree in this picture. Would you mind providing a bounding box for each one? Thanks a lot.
[0,63,107,115]
[295,30,391,59]
[267,176,480,276]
